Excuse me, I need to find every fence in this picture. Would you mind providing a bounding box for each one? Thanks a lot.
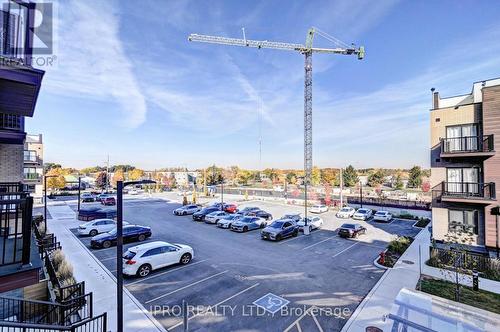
[0,293,93,326]
[429,246,498,272]
[346,197,431,211]
[0,312,107,332]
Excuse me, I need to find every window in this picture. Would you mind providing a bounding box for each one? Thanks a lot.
[448,209,478,234]
[283,222,291,228]
[143,247,162,257]
[23,167,38,180]
[445,124,478,152]
[165,246,178,252]
[24,150,37,162]
[446,168,479,194]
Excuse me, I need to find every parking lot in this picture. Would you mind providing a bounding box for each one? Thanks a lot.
[71,197,421,331]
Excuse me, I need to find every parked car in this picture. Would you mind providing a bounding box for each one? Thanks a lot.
[96,193,111,202]
[237,206,260,214]
[101,196,116,206]
[336,207,355,218]
[205,211,229,224]
[173,204,200,216]
[216,214,242,229]
[192,207,220,221]
[281,214,302,223]
[297,216,324,232]
[78,207,117,221]
[245,209,273,221]
[128,189,139,195]
[352,208,373,221]
[309,204,328,214]
[90,225,152,249]
[81,193,95,202]
[338,223,367,238]
[123,241,194,277]
[373,211,393,222]
[231,216,267,232]
[78,219,129,236]
[261,219,299,241]
[223,203,238,213]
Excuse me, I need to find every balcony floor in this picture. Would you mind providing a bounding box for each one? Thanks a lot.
[440,151,495,158]
[441,195,496,205]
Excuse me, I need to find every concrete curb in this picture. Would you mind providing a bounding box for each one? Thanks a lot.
[373,250,389,270]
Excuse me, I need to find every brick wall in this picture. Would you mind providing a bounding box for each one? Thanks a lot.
[0,143,23,182]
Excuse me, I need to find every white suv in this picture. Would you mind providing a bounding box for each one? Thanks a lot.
[123,241,194,277]
[352,208,373,221]
[78,219,129,236]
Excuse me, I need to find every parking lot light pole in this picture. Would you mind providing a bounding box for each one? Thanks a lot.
[117,179,156,332]
[44,174,57,230]
[77,176,82,212]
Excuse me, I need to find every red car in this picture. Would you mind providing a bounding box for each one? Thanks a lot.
[224,203,238,213]
[101,196,116,206]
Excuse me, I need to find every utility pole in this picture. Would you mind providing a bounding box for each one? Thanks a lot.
[359,180,363,208]
[339,168,344,207]
[105,154,110,192]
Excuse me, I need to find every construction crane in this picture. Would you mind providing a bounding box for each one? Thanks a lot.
[188,27,364,232]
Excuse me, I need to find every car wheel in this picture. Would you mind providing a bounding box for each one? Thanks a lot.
[137,264,151,277]
[260,223,265,229]
[102,240,111,249]
[276,234,282,241]
[183,211,187,215]
[308,226,312,233]
[293,230,298,237]
[243,226,248,232]
[138,234,146,242]
[89,229,98,237]
[180,253,192,265]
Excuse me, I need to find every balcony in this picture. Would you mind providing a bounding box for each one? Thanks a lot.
[24,173,40,181]
[435,181,496,205]
[440,135,495,158]
[24,150,40,164]
[0,186,43,293]
[0,2,45,118]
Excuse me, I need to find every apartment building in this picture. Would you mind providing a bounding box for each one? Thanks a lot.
[24,134,44,201]
[430,78,500,257]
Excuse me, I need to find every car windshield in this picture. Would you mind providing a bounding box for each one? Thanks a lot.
[341,224,356,229]
[357,209,367,214]
[123,251,136,260]
[270,221,284,228]
[108,228,117,235]
[284,214,298,219]
[240,217,255,223]
[375,211,386,215]
[341,208,350,212]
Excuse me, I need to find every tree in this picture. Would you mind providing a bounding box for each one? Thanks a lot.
[237,170,253,186]
[112,168,124,188]
[263,168,279,183]
[128,168,144,181]
[408,166,423,188]
[206,165,224,185]
[110,164,135,172]
[311,167,321,186]
[44,163,61,171]
[95,172,108,190]
[342,165,359,187]
[367,169,385,187]
[286,172,297,185]
[45,168,65,190]
[320,168,339,186]
[394,172,404,190]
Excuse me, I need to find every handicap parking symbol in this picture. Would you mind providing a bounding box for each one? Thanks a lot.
[253,293,290,314]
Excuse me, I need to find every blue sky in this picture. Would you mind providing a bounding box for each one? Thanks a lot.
[28,0,500,170]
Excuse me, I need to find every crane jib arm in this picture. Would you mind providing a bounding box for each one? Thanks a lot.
[188,34,305,52]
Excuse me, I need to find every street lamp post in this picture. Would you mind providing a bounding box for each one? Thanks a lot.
[44,174,57,230]
[359,180,363,208]
[77,176,82,212]
[116,179,155,332]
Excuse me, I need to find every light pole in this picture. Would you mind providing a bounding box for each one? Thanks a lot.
[359,180,363,208]
[77,176,82,212]
[44,174,57,230]
[116,179,155,332]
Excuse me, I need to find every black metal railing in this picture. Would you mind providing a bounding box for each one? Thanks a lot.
[440,181,496,200]
[429,247,496,272]
[441,135,494,154]
[0,182,23,194]
[0,293,93,326]
[0,193,33,266]
[0,312,107,332]
[59,282,86,303]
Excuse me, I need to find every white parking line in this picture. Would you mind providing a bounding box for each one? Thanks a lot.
[168,283,260,330]
[99,256,117,262]
[331,242,358,258]
[145,270,228,304]
[301,235,338,250]
[126,259,208,286]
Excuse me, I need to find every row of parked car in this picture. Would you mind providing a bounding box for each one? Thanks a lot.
[173,202,325,241]
[335,206,393,222]
[77,218,194,278]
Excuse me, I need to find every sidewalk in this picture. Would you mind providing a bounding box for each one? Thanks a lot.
[342,225,500,331]
[46,203,166,332]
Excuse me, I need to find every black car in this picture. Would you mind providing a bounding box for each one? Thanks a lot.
[338,223,366,238]
[282,214,302,223]
[245,209,273,221]
[90,225,152,249]
[81,193,95,202]
[237,206,260,214]
[192,207,220,221]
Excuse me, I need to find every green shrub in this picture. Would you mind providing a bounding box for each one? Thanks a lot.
[388,236,412,255]
[482,259,500,281]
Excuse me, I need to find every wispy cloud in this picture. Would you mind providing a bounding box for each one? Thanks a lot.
[40,0,146,128]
